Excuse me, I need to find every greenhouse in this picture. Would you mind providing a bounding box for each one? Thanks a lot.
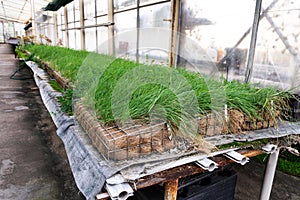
[1,0,300,200]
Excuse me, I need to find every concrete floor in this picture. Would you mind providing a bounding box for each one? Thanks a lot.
[0,43,83,200]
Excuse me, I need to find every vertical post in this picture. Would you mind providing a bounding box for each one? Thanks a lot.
[30,0,36,37]
[53,12,58,45]
[79,0,85,50]
[12,22,16,37]
[1,21,5,42]
[259,148,279,200]
[64,6,69,48]
[168,0,179,68]
[164,179,178,200]
[136,0,140,63]
[108,0,115,55]
[95,0,98,52]
[244,0,262,83]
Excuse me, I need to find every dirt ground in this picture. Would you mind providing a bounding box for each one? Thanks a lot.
[233,160,300,200]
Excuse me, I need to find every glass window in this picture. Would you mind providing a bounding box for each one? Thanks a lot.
[67,3,75,23]
[58,24,65,46]
[114,10,137,57]
[114,10,137,33]
[85,27,97,51]
[84,0,96,24]
[114,0,137,11]
[57,9,64,26]
[179,0,255,78]
[140,0,166,6]
[96,0,108,15]
[68,30,76,49]
[137,3,171,64]
[252,0,300,91]
[0,23,3,42]
[74,0,80,22]
[140,3,170,29]
[96,17,109,53]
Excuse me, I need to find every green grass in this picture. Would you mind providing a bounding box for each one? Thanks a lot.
[23,44,89,82]
[20,44,295,138]
[254,150,300,177]
[49,80,64,93]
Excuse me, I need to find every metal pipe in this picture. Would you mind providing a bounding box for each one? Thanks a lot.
[262,144,277,154]
[79,0,85,50]
[245,0,263,83]
[196,158,218,172]
[108,0,115,55]
[105,183,134,200]
[224,150,249,165]
[259,148,279,200]
[30,0,36,37]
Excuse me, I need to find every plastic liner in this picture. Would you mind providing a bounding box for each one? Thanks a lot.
[26,61,300,199]
[26,61,116,199]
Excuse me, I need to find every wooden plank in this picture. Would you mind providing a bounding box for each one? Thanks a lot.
[96,192,110,200]
[135,149,264,189]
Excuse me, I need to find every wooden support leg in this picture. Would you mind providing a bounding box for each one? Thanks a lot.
[164,179,179,200]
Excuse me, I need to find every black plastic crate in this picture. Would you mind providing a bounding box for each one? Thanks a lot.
[129,167,237,200]
[290,94,300,121]
[177,169,237,200]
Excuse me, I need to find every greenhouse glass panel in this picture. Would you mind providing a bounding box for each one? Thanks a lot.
[138,2,171,64]
[84,0,96,25]
[140,2,170,29]
[96,0,108,15]
[96,17,109,54]
[114,10,137,58]
[85,27,97,52]
[14,23,25,37]
[179,0,255,79]
[0,23,4,42]
[75,21,81,50]
[74,0,80,21]
[252,0,300,92]
[114,0,137,11]
[57,13,62,26]
[58,24,65,45]
[67,3,75,23]
[3,22,15,39]
[114,10,137,33]
[140,0,167,6]
[68,24,76,49]
[57,9,64,26]
[49,25,55,42]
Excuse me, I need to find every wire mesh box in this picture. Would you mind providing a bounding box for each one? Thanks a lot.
[198,109,280,136]
[74,102,174,161]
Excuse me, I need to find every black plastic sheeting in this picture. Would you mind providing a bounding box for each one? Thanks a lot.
[43,0,74,11]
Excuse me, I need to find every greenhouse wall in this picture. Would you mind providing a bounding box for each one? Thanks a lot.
[22,0,300,91]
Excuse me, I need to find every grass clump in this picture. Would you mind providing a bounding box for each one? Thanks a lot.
[20,44,296,137]
[23,44,88,82]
